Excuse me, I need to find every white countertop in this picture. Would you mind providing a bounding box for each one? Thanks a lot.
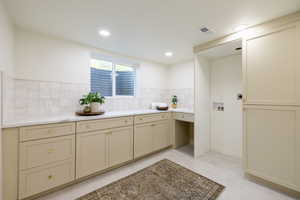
[3,109,194,128]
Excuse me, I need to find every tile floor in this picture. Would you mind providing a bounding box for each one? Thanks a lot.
[38,145,298,200]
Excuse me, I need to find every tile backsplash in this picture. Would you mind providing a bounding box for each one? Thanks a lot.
[4,79,194,122]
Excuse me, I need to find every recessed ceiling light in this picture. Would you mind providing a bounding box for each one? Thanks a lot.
[234,24,248,32]
[99,30,111,37]
[165,52,173,57]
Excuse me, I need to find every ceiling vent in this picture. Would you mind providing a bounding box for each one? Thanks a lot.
[200,27,213,33]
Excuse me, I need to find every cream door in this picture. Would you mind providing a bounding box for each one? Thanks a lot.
[243,22,300,105]
[153,120,170,151]
[76,130,108,179]
[109,126,133,167]
[134,123,153,158]
[244,106,299,191]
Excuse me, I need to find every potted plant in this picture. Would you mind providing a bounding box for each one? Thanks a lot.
[79,92,105,113]
[171,95,178,109]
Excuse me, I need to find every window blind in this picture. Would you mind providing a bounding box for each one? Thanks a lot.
[115,65,135,96]
[90,55,137,97]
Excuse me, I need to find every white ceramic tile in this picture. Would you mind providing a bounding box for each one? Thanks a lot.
[3,78,195,122]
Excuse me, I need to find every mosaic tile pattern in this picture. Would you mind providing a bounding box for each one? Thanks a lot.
[77,159,224,200]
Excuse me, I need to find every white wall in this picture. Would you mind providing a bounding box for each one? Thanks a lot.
[210,54,243,158]
[168,60,194,90]
[0,0,14,75]
[0,0,15,198]
[15,29,90,84]
[15,28,168,88]
[8,28,170,120]
[194,56,211,157]
[167,60,194,109]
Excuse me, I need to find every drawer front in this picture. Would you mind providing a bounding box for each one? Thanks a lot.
[76,117,133,133]
[20,123,75,142]
[134,113,170,124]
[19,159,75,199]
[174,112,194,122]
[20,135,75,170]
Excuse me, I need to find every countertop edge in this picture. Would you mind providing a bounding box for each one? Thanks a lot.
[3,109,194,129]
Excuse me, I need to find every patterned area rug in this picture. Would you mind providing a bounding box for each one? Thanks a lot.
[77,159,225,200]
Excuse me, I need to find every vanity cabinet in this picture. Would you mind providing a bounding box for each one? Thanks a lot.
[3,112,174,200]
[134,116,171,159]
[18,123,76,199]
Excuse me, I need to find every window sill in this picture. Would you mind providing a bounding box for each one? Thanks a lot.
[105,96,136,99]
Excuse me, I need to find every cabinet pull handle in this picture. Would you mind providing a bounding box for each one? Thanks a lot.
[48,149,55,154]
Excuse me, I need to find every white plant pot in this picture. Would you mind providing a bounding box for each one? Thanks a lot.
[90,102,101,112]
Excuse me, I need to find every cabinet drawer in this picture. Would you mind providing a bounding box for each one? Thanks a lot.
[20,135,75,170]
[76,117,133,133]
[19,159,75,199]
[173,112,194,122]
[20,123,75,142]
[134,113,170,124]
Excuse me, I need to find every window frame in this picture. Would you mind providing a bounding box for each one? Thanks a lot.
[91,59,137,98]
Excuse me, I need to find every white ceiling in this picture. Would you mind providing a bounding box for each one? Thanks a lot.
[4,0,300,65]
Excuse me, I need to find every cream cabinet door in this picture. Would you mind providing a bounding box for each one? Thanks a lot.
[134,123,153,158]
[109,127,133,167]
[243,22,300,105]
[244,106,299,191]
[153,120,170,151]
[76,130,108,179]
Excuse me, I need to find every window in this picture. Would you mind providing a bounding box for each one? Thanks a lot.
[91,58,136,97]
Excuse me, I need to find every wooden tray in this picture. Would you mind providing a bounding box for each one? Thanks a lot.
[156,106,169,111]
[76,111,105,116]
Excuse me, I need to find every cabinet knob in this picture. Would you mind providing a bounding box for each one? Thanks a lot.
[48,175,53,180]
